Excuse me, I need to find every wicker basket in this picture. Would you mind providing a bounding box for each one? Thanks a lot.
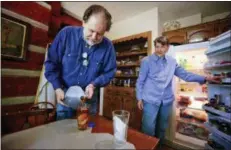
[1,102,56,135]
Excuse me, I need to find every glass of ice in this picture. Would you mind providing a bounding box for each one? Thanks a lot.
[112,110,130,148]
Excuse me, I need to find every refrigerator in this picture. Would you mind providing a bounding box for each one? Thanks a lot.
[203,30,231,150]
[165,41,210,149]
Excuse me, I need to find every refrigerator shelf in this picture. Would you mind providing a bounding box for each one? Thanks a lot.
[210,133,231,150]
[205,46,231,57]
[206,29,231,56]
[179,82,201,85]
[203,105,231,119]
[204,63,231,70]
[207,83,231,88]
[185,68,204,71]
[204,122,231,143]
[177,105,205,111]
[177,118,205,128]
[208,113,231,124]
[210,30,231,46]
[204,143,214,150]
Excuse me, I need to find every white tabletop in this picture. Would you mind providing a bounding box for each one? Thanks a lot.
[2,119,135,149]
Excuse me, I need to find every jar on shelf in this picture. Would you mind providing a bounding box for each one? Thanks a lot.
[135,67,140,76]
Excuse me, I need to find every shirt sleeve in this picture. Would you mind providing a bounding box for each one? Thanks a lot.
[92,43,117,87]
[136,57,149,101]
[174,63,206,84]
[44,28,66,90]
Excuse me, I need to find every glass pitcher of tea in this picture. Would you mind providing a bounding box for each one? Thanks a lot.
[76,103,89,130]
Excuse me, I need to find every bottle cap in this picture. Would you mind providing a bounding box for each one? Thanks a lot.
[88,122,95,128]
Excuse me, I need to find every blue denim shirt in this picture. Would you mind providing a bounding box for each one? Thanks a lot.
[136,53,205,106]
[44,26,117,90]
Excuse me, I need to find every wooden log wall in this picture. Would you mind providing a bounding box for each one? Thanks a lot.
[1,2,82,106]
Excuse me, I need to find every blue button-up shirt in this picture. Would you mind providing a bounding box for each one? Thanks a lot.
[136,53,205,106]
[44,26,116,90]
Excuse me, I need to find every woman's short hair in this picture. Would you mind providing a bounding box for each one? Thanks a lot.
[154,36,169,46]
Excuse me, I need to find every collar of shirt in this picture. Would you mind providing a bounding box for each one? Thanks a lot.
[151,53,166,62]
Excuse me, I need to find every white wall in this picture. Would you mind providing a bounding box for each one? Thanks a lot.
[158,11,163,36]
[162,11,230,31]
[202,11,231,23]
[161,13,202,32]
[176,13,201,28]
[107,7,159,51]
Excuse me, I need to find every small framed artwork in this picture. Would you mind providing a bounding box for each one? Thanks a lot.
[1,14,30,61]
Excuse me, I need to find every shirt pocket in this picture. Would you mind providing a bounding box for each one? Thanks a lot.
[148,67,159,79]
[91,57,103,75]
[62,52,80,73]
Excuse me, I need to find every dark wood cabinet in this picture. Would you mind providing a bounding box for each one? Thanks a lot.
[163,30,187,45]
[217,18,231,34]
[163,17,231,44]
[103,31,152,131]
[186,23,215,43]
[103,87,122,118]
[103,86,142,130]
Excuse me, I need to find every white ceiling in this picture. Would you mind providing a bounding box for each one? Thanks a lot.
[62,1,231,23]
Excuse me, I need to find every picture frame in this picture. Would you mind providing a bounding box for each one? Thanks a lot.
[1,14,30,61]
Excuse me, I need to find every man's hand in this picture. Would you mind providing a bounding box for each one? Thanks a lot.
[137,100,143,110]
[205,75,222,84]
[85,84,95,99]
[55,88,67,106]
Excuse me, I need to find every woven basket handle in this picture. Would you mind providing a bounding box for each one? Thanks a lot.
[30,102,56,121]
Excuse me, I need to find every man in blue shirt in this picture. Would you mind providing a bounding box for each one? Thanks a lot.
[45,5,116,120]
[136,36,221,143]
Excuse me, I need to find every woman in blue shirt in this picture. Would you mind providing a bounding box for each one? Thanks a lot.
[45,5,116,120]
[136,36,221,143]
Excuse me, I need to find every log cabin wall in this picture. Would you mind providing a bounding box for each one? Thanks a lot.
[1,2,82,108]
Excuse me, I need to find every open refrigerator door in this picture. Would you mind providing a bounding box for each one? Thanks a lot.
[203,30,231,150]
[165,42,210,149]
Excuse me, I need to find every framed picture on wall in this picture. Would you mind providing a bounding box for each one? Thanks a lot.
[1,14,30,61]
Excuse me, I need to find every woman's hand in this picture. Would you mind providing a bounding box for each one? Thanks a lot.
[137,100,143,110]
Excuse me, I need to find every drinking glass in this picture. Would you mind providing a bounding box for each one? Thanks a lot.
[112,110,130,147]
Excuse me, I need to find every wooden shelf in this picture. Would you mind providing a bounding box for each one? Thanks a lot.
[116,50,147,58]
[115,75,138,78]
[117,64,139,68]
